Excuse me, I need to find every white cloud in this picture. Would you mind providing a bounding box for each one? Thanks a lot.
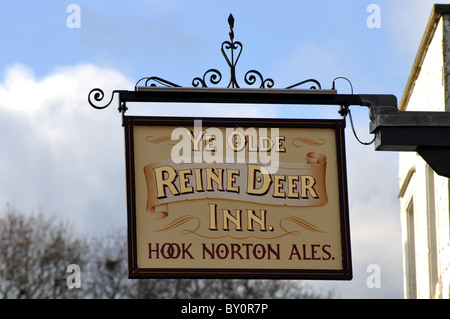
[0,64,131,233]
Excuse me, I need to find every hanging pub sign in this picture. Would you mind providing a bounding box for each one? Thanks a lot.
[89,14,358,280]
[124,115,351,279]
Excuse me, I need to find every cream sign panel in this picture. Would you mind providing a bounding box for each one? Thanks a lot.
[125,116,351,279]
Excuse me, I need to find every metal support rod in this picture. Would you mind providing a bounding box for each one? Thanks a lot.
[122,87,396,109]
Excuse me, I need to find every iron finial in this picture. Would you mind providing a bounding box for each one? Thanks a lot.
[228,14,235,41]
[127,13,321,90]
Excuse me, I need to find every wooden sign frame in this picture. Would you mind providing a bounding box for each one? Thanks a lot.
[124,115,352,280]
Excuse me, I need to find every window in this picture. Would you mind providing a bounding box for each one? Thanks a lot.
[426,165,438,297]
[406,199,417,299]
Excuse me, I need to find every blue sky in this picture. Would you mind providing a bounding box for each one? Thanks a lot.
[0,1,416,90]
[0,0,445,299]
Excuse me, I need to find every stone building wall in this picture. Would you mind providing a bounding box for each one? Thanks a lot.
[398,10,450,299]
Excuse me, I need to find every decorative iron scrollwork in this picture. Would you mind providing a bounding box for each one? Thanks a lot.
[88,88,127,113]
[192,69,222,88]
[286,79,322,90]
[88,88,116,109]
[221,14,243,88]
[89,14,326,112]
[245,70,275,89]
[134,77,181,89]
[135,14,322,90]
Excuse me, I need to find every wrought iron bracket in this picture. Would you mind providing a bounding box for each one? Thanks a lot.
[86,16,398,126]
[89,85,394,120]
[131,14,322,91]
[88,14,331,114]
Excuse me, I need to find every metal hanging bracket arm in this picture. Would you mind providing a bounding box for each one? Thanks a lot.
[369,99,450,178]
[88,13,329,112]
[87,11,395,112]
[86,15,398,129]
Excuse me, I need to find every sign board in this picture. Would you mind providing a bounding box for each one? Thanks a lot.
[124,116,351,279]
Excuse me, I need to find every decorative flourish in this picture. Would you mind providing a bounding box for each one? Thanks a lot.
[145,135,176,146]
[190,14,246,88]
[155,215,201,234]
[88,88,121,110]
[135,76,180,88]
[292,137,326,147]
[245,70,274,89]
[145,135,171,143]
[279,216,325,236]
[286,79,322,90]
[192,69,222,88]
[155,214,325,240]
